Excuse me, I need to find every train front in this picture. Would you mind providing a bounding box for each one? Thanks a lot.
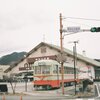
[33,59,59,90]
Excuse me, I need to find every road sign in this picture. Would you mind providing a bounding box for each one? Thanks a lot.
[67,27,80,33]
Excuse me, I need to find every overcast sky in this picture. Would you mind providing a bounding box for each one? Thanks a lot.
[0,0,100,59]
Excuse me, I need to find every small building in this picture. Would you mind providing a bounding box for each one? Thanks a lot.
[5,42,100,81]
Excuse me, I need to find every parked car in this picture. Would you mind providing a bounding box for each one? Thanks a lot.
[0,84,8,93]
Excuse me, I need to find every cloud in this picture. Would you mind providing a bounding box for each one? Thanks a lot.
[0,14,22,31]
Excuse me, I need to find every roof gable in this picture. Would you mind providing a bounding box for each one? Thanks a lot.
[26,42,100,66]
[5,42,100,72]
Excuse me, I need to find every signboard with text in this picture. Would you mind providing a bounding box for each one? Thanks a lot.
[67,27,80,33]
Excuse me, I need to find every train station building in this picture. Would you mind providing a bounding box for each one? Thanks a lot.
[5,42,100,81]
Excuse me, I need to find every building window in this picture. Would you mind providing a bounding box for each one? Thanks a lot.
[41,47,46,53]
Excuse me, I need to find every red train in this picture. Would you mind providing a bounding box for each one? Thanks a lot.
[33,59,93,90]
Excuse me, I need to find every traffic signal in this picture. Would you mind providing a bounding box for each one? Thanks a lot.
[90,27,100,32]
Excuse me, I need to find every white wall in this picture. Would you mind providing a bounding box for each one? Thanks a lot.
[9,45,95,81]
[0,82,33,93]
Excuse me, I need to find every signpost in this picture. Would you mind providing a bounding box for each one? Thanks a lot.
[67,27,81,33]
[62,27,81,33]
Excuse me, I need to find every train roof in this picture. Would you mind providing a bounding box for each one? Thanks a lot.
[33,59,78,69]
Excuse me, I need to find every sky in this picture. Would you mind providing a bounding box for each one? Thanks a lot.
[0,0,100,59]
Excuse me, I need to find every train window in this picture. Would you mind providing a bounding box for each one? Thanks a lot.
[53,65,58,74]
[41,66,50,74]
[35,66,41,74]
[64,67,67,74]
[65,67,74,74]
[59,67,61,74]
[35,65,50,74]
[67,69,71,74]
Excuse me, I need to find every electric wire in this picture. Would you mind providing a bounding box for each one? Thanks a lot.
[63,16,100,21]
[62,16,100,28]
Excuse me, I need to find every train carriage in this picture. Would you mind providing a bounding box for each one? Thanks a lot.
[33,59,93,90]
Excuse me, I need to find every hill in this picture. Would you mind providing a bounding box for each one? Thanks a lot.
[0,52,27,65]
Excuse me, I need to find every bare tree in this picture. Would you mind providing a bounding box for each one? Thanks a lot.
[4,75,18,94]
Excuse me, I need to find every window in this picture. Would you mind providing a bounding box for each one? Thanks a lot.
[64,67,67,74]
[59,67,61,74]
[41,47,46,53]
[35,66,41,74]
[64,67,74,74]
[53,65,58,74]
[35,65,50,74]
[41,66,50,74]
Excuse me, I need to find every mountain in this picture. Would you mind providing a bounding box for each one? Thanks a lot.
[0,52,27,65]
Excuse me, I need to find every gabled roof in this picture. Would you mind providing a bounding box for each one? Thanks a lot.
[23,42,100,66]
[5,42,100,73]
[0,65,10,72]
[32,42,100,67]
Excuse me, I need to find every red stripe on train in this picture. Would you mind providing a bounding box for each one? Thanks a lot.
[33,79,80,88]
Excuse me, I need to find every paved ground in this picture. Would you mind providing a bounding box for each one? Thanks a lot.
[1,82,100,100]
[0,94,98,100]
[0,95,75,100]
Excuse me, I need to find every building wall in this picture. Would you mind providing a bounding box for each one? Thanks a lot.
[0,65,10,79]
[94,67,100,80]
[29,46,59,58]
[10,46,58,74]
[11,59,27,74]
[63,55,95,79]
[9,45,95,80]
[0,68,3,79]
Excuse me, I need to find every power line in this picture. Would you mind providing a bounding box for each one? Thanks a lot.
[64,17,100,21]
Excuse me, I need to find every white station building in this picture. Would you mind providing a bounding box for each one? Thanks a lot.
[5,42,100,81]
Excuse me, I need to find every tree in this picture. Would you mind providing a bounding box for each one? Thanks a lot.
[4,75,18,94]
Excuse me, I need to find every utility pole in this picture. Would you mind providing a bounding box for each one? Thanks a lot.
[60,13,64,95]
[73,41,78,95]
[59,14,100,95]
